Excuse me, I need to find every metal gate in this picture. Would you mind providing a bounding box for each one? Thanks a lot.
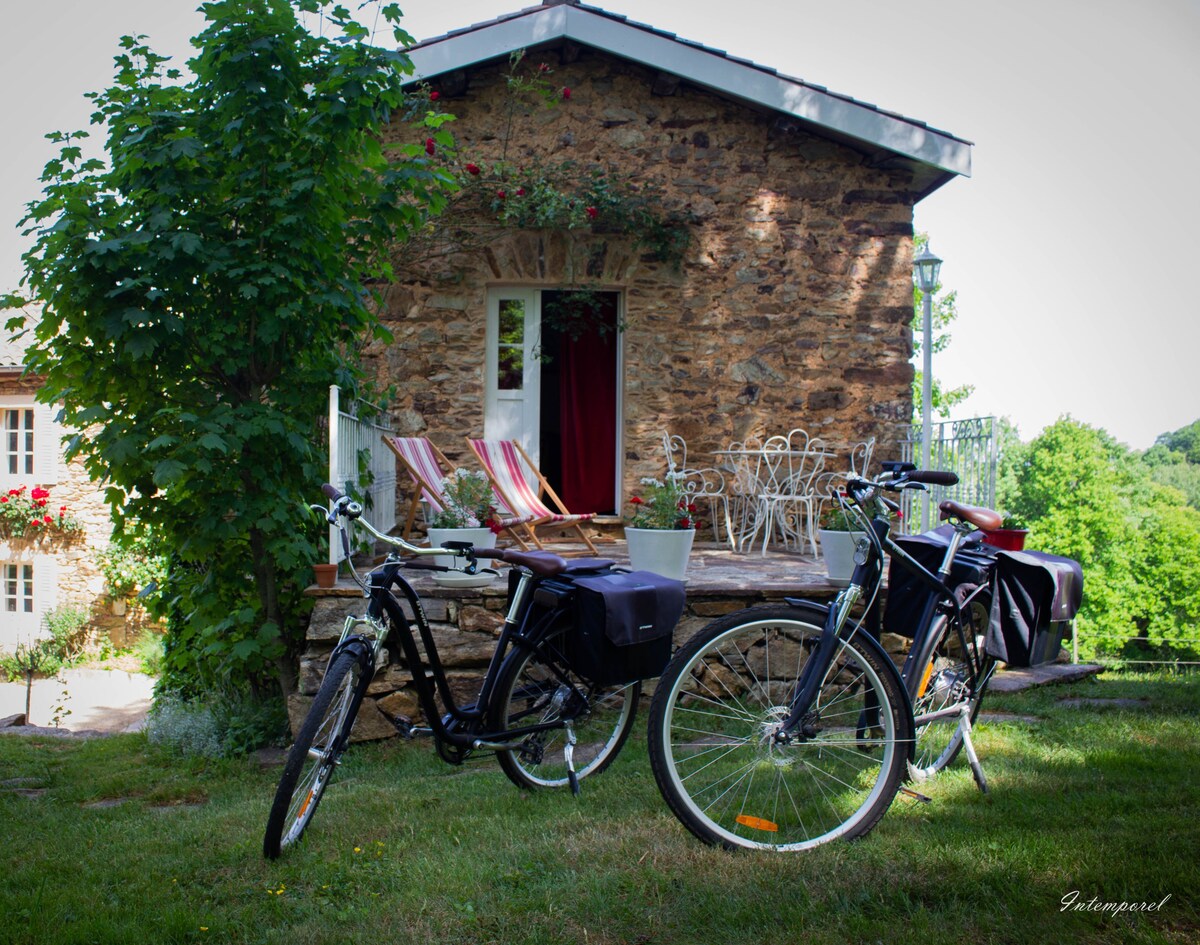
[900,416,997,534]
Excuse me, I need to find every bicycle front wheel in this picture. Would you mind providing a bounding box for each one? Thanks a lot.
[909,593,995,778]
[263,647,371,859]
[489,629,640,790]
[648,604,910,852]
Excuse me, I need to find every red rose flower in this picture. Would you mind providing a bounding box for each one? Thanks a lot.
[515,187,526,197]
[31,487,49,501]
[465,163,481,176]
[43,515,53,525]
[430,91,440,101]
[425,137,436,156]
[561,87,571,99]
[630,496,643,505]
[585,206,598,219]
[496,190,507,199]
[538,62,550,73]
[0,497,7,504]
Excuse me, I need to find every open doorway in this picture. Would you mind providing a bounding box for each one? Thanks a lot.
[538,290,620,515]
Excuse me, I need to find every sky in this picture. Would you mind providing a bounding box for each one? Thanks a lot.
[3,0,1198,449]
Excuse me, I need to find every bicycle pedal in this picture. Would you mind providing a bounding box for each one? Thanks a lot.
[897,785,933,804]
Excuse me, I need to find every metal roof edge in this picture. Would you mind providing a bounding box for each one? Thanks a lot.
[406,4,972,180]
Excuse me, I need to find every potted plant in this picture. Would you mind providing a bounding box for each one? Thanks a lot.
[426,468,504,568]
[982,515,1029,551]
[624,474,697,580]
[818,503,859,587]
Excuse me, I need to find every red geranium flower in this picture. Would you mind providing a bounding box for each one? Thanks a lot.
[538,62,550,73]
[585,206,598,220]
[465,163,481,175]
[561,87,571,99]
[43,514,53,525]
[0,497,6,504]
[515,187,526,197]
[425,137,436,156]
[31,487,49,501]
[496,190,507,199]
[430,91,440,101]
[630,496,643,505]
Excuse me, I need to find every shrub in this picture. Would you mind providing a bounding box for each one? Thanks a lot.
[147,689,288,758]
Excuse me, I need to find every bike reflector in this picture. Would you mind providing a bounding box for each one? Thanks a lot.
[735,815,779,832]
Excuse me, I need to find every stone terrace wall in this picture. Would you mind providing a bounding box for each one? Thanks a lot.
[296,579,916,743]
[367,47,917,489]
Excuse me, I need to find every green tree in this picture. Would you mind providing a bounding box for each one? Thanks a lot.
[1142,419,1200,509]
[912,233,973,419]
[4,0,455,699]
[1007,418,1200,661]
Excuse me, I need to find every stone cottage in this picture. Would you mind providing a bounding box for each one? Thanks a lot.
[366,0,972,518]
[0,308,131,651]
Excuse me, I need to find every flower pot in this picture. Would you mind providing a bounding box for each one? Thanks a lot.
[818,529,858,587]
[982,528,1028,552]
[624,527,695,581]
[313,563,338,589]
[426,527,497,570]
[111,597,127,616]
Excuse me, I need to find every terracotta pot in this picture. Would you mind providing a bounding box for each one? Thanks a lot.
[982,528,1028,552]
[313,563,339,588]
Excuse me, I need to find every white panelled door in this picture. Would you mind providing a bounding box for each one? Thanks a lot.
[484,288,541,466]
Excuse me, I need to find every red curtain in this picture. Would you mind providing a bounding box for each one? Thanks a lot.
[558,314,617,513]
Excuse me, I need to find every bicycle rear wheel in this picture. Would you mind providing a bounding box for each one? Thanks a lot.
[908,593,994,779]
[263,647,372,859]
[648,604,911,852]
[489,629,640,790]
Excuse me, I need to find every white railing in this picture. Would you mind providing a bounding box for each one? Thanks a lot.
[900,416,998,534]
[328,385,396,564]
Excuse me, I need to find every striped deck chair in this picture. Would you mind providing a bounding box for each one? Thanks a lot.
[383,436,524,541]
[466,438,600,555]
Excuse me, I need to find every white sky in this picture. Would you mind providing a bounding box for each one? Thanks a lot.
[4,0,1198,449]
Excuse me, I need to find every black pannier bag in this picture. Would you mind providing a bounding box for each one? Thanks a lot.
[987,549,1082,667]
[883,526,998,639]
[568,570,686,686]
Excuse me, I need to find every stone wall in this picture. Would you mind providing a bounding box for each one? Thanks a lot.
[296,580,913,743]
[366,46,916,491]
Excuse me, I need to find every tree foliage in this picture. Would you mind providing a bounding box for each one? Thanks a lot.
[4,0,455,697]
[1142,419,1200,509]
[911,233,973,419]
[1005,418,1200,661]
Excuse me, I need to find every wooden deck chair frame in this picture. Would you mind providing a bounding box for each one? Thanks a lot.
[382,436,459,540]
[466,438,601,556]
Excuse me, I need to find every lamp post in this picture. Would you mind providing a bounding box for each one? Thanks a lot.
[913,243,942,531]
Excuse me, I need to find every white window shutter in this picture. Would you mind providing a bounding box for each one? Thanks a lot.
[32,554,59,638]
[33,402,63,485]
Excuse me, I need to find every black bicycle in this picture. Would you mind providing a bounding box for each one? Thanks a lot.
[647,465,1003,852]
[264,485,651,859]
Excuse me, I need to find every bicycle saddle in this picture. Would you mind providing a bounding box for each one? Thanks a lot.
[938,500,1003,533]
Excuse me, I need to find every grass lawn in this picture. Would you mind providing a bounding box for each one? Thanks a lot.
[1,670,1197,945]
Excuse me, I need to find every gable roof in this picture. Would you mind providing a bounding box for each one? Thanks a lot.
[406,0,972,199]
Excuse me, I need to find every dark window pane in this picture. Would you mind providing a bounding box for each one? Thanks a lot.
[498,347,523,391]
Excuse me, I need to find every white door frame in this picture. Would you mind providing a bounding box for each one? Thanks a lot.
[484,286,623,510]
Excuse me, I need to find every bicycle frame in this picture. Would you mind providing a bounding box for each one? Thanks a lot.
[778,477,981,742]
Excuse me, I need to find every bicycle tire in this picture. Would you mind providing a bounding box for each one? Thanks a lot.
[907,592,995,779]
[489,627,640,790]
[263,647,371,859]
[648,603,911,852]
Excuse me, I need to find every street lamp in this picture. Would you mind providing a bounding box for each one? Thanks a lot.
[913,243,942,530]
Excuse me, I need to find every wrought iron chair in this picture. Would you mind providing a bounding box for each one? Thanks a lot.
[660,432,734,548]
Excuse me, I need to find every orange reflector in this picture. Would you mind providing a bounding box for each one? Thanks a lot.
[735,815,779,832]
[917,661,934,700]
[297,789,315,819]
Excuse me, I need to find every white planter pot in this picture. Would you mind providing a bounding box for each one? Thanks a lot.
[426,527,497,569]
[625,527,695,581]
[818,529,858,587]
